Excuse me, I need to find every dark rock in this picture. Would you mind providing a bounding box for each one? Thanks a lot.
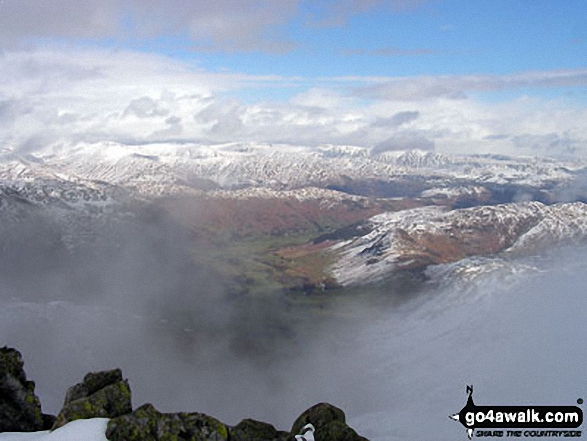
[63,369,123,404]
[52,368,131,430]
[42,413,56,430]
[0,346,47,432]
[0,346,366,440]
[105,403,230,441]
[230,418,292,441]
[292,403,367,441]
[314,421,368,441]
[291,402,346,435]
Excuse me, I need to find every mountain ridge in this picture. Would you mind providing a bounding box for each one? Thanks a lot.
[1,142,586,292]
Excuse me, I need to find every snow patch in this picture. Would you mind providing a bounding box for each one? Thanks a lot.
[0,419,109,441]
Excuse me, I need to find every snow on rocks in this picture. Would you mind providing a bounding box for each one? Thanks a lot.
[330,201,587,286]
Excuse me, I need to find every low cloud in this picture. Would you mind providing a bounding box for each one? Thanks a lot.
[123,97,170,119]
[0,48,586,158]
[512,132,583,156]
[14,133,58,156]
[372,131,435,154]
[0,99,21,124]
[354,69,587,101]
[371,111,420,128]
[483,134,509,141]
[150,116,184,139]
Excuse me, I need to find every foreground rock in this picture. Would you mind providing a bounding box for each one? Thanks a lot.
[52,368,131,430]
[0,346,54,432]
[230,418,292,440]
[105,403,230,441]
[105,402,366,441]
[0,347,367,440]
[291,403,368,441]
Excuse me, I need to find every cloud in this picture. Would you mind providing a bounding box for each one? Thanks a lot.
[14,133,58,156]
[0,99,22,124]
[123,97,170,119]
[165,116,182,126]
[0,0,299,53]
[1,47,586,158]
[353,69,587,101]
[181,0,299,53]
[371,111,420,128]
[372,131,435,154]
[150,116,184,139]
[289,88,350,109]
[205,101,246,138]
[306,0,433,27]
[0,0,120,47]
[512,132,582,156]
[483,134,509,141]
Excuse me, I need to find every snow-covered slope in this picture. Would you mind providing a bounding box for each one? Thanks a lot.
[2,142,581,197]
[1,142,586,290]
[330,201,587,286]
[0,419,108,441]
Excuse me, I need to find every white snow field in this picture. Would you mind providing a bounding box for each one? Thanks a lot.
[0,419,108,441]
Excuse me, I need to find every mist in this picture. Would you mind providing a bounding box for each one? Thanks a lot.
[1,199,586,439]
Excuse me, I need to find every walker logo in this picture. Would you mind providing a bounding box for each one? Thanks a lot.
[450,386,583,439]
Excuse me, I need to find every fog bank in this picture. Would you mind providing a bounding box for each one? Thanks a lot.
[1,204,586,438]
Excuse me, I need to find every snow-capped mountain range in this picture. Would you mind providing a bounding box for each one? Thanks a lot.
[1,141,586,289]
[2,142,583,196]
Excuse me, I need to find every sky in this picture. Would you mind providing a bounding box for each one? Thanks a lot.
[0,0,586,157]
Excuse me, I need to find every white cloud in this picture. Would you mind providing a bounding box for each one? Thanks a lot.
[371,111,420,128]
[289,88,351,109]
[0,48,586,158]
[512,133,581,155]
[363,94,587,156]
[0,0,434,51]
[352,69,587,101]
[0,0,299,53]
[123,97,170,119]
[0,0,120,46]
[372,131,435,154]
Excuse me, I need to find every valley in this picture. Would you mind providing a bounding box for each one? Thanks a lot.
[2,143,587,438]
[2,143,587,296]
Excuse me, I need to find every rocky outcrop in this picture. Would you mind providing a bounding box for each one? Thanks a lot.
[0,346,54,432]
[105,403,230,441]
[229,418,292,440]
[105,402,366,441]
[52,368,132,430]
[1,347,367,440]
[291,403,368,441]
